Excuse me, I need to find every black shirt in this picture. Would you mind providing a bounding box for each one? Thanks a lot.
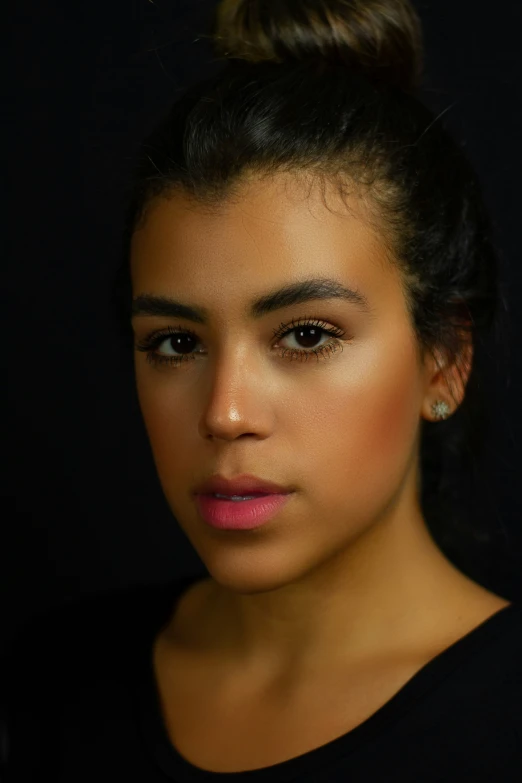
[1,572,521,782]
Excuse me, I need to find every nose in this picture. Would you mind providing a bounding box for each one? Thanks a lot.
[198,349,273,442]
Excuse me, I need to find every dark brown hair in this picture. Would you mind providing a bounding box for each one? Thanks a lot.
[116,0,512,571]
[214,0,423,90]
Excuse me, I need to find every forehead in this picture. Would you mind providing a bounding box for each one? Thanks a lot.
[130,172,401,313]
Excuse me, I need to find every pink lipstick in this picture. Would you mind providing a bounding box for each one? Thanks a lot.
[195,492,292,530]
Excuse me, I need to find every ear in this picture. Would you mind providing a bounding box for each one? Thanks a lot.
[420,328,474,422]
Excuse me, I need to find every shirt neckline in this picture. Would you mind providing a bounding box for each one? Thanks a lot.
[135,574,520,782]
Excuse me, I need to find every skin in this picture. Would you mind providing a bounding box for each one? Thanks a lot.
[130,171,509,699]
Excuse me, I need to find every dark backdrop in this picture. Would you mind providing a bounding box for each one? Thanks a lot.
[4,0,522,654]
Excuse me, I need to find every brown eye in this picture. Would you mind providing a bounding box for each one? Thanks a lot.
[272,317,347,363]
[136,316,348,368]
[157,333,199,356]
[279,325,329,350]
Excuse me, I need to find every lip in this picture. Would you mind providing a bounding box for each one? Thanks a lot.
[195,493,292,530]
[193,473,292,497]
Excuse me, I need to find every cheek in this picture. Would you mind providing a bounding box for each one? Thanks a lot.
[359,370,419,475]
[372,349,418,434]
[299,348,421,502]
[135,371,192,478]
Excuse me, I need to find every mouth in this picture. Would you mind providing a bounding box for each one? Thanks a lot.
[194,473,292,498]
[209,492,271,501]
[195,491,293,530]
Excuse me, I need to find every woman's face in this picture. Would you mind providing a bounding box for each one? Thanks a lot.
[130,173,430,592]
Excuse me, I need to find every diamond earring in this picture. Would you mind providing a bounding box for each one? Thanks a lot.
[431,400,451,420]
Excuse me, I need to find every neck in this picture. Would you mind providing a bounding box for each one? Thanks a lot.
[182,497,486,682]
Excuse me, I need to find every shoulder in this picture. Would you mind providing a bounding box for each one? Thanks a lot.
[446,600,522,717]
[452,591,522,676]
[439,581,522,682]
[447,602,522,771]
[484,602,522,684]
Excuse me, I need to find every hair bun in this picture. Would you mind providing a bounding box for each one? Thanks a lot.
[213,0,423,92]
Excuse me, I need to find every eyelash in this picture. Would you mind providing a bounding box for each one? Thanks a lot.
[135,316,348,368]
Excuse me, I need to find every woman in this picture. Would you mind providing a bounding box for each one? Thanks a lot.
[2,0,521,780]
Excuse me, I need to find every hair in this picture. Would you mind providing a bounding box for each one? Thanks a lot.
[116,0,512,574]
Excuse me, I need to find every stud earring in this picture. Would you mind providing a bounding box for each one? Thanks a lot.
[431,400,451,421]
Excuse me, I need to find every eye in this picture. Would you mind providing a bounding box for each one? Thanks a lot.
[155,331,200,358]
[135,326,202,367]
[275,319,338,350]
[271,317,346,362]
[135,316,348,368]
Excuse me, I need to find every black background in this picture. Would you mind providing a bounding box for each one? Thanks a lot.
[4,0,522,653]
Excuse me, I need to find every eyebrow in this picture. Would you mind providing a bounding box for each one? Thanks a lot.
[131,277,373,323]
